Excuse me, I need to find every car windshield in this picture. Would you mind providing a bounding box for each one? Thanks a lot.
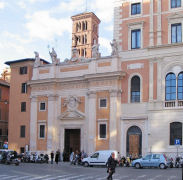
[143,154,152,160]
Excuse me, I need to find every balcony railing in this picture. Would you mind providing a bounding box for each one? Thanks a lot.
[165,100,183,108]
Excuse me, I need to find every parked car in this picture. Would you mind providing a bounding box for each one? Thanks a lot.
[82,150,117,167]
[0,149,14,162]
[132,154,168,169]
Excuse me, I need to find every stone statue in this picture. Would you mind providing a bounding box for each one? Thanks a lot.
[110,39,118,56]
[49,48,60,65]
[71,47,79,62]
[34,51,40,67]
[92,40,100,58]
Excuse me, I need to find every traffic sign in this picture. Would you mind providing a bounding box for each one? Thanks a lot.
[175,139,181,145]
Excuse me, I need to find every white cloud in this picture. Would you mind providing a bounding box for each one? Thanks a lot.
[99,37,111,53]
[90,0,114,23]
[25,11,72,40]
[17,1,26,9]
[2,31,32,44]
[29,0,50,3]
[56,0,85,13]
[0,1,5,9]
[104,25,113,31]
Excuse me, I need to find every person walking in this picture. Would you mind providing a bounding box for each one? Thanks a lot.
[107,152,117,180]
[55,151,59,164]
[51,151,54,164]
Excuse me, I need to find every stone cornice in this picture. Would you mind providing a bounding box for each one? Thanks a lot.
[147,42,183,50]
[28,71,126,86]
[120,115,148,121]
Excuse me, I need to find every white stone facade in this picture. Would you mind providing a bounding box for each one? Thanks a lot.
[28,1,183,158]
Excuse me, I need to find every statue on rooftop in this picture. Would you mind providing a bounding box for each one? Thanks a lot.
[34,51,41,67]
[92,40,100,58]
[110,39,118,56]
[49,48,60,65]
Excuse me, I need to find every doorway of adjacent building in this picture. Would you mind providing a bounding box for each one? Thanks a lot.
[126,126,142,158]
[64,129,80,161]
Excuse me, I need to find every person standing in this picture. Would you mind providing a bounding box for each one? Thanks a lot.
[55,151,59,164]
[51,151,54,164]
[107,152,117,180]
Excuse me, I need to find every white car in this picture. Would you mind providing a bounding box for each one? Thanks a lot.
[82,150,117,167]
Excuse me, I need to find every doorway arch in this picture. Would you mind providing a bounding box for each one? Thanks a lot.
[126,126,142,157]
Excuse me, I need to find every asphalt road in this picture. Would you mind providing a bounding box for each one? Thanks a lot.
[0,162,182,180]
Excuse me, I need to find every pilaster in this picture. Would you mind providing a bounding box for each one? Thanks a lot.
[30,96,37,151]
[109,89,122,151]
[47,94,58,152]
[149,59,154,101]
[157,0,162,45]
[149,0,154,46]
[87,91,96,154]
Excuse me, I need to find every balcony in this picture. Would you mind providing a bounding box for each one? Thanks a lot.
[165,100,183,108]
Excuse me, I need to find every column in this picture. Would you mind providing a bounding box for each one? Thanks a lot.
[149,60,154,101]
[157,0,162,45]
[47,95,58,152]
[149,0,154,46]
[109,90,121,150]
[87,91,96,155]
[30,96,37,151]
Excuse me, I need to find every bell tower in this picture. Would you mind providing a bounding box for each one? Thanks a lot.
[71,12,100,58]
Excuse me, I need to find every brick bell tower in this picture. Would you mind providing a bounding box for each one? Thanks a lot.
[71,12,100,58]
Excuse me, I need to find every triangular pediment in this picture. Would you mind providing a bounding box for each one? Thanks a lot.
[58,110,85,120]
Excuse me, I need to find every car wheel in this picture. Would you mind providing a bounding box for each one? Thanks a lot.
[159,163,166,169]
[135,163,141,169]
[83,161,89,167]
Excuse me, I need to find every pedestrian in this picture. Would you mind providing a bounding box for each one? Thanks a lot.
[51,151,54,164]
[117,152,121,166]
[55,151,59,164]
[70,151,75,164]
[106,152,117,180]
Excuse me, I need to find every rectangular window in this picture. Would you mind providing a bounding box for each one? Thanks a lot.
[39,125,45,138]
[20,126,25,138]
[171,23,182,43]
[21,102,26,112]
[19,66,27,75]
[20,147,25,153]
[21,83,27,93]
[100,99,107,108]
[99,124,107,139]
[40,102,46,111]
[131,3,141,15]
[171,0,181,8]
[0,129,2,136]
[0,109,1,120]
[131,29,141,49]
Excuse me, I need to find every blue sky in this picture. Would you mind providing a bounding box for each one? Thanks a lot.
[0,0,114,74]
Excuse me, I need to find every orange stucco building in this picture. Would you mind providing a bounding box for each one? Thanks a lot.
[0,79,9,148]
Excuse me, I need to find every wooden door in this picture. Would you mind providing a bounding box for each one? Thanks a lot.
[129,134,139,157]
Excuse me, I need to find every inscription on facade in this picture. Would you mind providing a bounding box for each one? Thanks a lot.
[127,63,144,70]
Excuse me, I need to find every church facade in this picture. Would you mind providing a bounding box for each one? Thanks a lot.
[7,1,183,158]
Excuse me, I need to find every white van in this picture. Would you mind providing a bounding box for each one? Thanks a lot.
[82,150,117,167]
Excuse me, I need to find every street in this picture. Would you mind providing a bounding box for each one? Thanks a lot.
[0,162,182,180]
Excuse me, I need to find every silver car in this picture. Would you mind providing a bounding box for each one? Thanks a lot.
[132,154,168,169]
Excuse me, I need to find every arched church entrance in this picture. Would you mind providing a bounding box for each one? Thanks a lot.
[126,126,142,157]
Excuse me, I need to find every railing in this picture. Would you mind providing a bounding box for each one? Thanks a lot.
[165,100,183,108]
